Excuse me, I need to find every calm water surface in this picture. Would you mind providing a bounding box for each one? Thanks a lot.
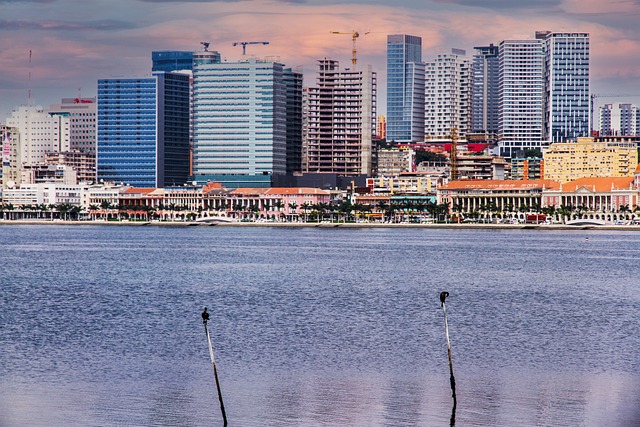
[1,225,639,426]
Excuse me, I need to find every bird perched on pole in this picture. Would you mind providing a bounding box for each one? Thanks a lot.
[440,291,449,307]
[202,307,210,325]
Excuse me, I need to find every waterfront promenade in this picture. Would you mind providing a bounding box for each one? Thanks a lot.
[2,218,640,231]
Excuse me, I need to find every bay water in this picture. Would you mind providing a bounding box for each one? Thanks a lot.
[1,225,639,426]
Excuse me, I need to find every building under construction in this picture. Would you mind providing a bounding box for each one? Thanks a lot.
[304,59,377,176]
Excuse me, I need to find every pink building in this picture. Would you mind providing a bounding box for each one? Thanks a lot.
[228,187,331,219]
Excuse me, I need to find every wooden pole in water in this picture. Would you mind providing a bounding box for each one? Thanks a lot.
[440,291,457,407]
[203,315,228,426]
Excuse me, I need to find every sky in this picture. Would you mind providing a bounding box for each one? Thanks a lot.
[3,0,640,121]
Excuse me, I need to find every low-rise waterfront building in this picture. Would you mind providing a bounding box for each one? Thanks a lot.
[511,157,544,180]
[438,179,561,216]
[541,176,639,222]
[457,155,509,180]
[367,172,444,195]
[376,147,415,177]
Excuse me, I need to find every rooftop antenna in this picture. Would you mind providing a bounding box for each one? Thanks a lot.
[201,42,210,52]
[27,49,32,104]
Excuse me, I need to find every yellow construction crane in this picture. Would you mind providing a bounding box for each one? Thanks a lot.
[330,30,369,66]
[232,41,269,56]
[449,127,458,181]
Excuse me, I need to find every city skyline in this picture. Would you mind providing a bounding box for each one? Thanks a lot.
[2,0,640,121]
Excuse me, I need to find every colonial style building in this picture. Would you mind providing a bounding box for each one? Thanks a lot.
[541,176,639,221]
[438,179,561,214]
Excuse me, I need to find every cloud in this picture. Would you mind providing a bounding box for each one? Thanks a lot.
[136,0,305,3]
[0,0,55,3]
[432,0,561,9]
[3,0,640,117]
[0,20,136,31]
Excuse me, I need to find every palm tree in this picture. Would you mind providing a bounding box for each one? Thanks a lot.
[56,203,71,221]
[88,204,100,220]
[273,200,284,220]
[376,200,389,222]
[558,205,573,223]
[301,202,312,222]
[143,204,156,221]
[287,202,298,221]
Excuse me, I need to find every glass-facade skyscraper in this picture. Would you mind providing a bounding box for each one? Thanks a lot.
[471,44,499,135]
[97,72,190,187]
[386,34,424,143]
[152,51,194,72]
[191,58,288,188]
[284,68,304,175]
[541,31,590,143]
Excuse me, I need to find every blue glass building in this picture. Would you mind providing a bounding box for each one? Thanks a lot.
[386,34,424,143]
[541,32,590,142]
[152,51,194,72]
[471,44,500,135]
[97,72,190,187]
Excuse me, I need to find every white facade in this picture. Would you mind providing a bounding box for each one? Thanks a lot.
[376,148,415,177]
[5,105,71,167]
[425,48,470,138]
[3,183,82,206]
[498,39,545,157]
[599,103,640,136]
[48,98,97,154]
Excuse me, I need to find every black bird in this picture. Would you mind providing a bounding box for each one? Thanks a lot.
[202,307,210,324]
[440,291,449,307]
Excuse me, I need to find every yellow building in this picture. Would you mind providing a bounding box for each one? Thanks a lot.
[543,137,638,183]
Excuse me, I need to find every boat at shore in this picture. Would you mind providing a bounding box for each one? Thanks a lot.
[565,219,606,226]
[195,215,236,224]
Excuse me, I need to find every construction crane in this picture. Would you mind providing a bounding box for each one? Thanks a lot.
[449,127,458,181]
[232,41,269,56]
[590,93,640,134]
[330,30,369,67]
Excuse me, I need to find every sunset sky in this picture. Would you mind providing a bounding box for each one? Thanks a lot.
[3,0,640,120]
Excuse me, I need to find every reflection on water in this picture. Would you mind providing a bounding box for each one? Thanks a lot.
[1,226,640,426]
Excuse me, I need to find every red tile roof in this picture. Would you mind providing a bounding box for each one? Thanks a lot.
[440,179,560,191]
[124,188,156,194]
[563,177,634,192]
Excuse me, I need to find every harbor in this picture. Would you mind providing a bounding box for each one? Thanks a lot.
[1,225,639,426]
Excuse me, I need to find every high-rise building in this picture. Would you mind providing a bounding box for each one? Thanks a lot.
[152,51,194,73]
[284,68,304,175]
[305,59,377,176]
[599,104,613,136]
[48,98,97,154]
[97,72,191,187]
[1,125,19,188]
[425,48,470,139]
[498,39,545,157]
[599,103,640,136]
[540,31,590,143]
[192,58,289,188]
[471,44,499,135]
[5,105,70,173]
[386,34,425,143]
